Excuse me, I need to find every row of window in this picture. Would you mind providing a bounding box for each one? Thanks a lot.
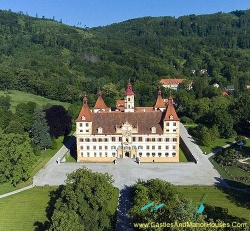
[166,122,177,126]
[79,137,178,142]
[79,122,176,127]
[80,145,176,150]
[79,152,176,158]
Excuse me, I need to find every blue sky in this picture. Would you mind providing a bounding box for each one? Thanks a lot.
[1,0,250,28]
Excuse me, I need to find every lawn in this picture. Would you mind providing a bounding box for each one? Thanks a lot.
[0,186,119,231]
[0,186,57,231]
[0,90,70,112]
[176,186,250,222]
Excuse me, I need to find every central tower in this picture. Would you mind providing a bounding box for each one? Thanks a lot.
[124,82,134,112]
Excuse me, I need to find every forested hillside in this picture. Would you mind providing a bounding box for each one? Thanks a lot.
[0,9,250,106]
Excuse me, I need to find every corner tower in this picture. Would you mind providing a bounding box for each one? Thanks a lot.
[124,82,135,112]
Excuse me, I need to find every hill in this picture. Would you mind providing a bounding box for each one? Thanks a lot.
[0,9,250,106]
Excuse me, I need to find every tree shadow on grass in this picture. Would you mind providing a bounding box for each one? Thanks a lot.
[34,185,64,231]
[63,135,77,161]
[214,177,250,210]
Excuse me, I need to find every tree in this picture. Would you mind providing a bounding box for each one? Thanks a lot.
[0,130,36,186]
[49,167,117,231]
[130,179,216,231]
[30,106,51,150]
[211,109,236,138]
[45,105,72,138]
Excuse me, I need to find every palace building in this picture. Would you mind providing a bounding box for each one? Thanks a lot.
[76,82,180,163]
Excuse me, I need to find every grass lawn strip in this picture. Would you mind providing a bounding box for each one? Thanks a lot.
[176,186,250,222]
[0,90,70,112]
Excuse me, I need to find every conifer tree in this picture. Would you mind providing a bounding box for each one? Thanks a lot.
[31,106,51,150]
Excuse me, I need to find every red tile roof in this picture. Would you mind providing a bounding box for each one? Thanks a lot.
[124,82,134,96]
[92,111,164,135]
[164,97,179,121]
[154,89,166,108]
[160,78,185,85]
[76,96,93,122]
[94,90,107,109]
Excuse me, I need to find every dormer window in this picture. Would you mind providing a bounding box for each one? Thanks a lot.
[98,127,103,134]
[151,126,156,133]
[81,116,86,121]
[169,114,174,120]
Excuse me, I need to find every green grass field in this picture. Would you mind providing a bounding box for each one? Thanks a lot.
[176,186,250,222]
[0,186,119,231]
[0,187,57,231]
[0,90,70,111]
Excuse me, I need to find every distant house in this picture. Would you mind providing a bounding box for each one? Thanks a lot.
[225,85,235,91]
[246,85,250,89]
[160,78,192,90]
[213,83,219,88]
[222,91,229,96]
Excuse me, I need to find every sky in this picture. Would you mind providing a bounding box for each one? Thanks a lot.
[1,0,250,28]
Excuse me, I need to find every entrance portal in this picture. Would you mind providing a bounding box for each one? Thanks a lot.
[125,152,130,158]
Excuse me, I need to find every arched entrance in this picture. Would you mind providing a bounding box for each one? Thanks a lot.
[125,152,130,158]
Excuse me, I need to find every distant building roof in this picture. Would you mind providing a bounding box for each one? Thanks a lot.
[160,78,185,85]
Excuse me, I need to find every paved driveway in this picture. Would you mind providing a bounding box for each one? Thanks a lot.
[33,124,224,189]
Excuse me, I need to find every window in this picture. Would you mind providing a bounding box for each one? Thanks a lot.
[86,123,89,127]
[93,138,97,142]
[112,152,116,157]
[86,146,90,150]
[146,138,151,142]
[93,146,96,150]
[165,152,169,157]
[104,138,108,142]
[158,138,162,142]
[173,146,176,150]
[138,145,143,149]
[152,138,155,142]
[80,130,83,132]
[81,152,84,157]
[119,137,122,142]
[80,123,83,127]
[173,138,177,142]
[98,127,103,134]
[158,153,162,157]
[146,146,150,150]
[86,130,89,132]
[166,146,169,150]
[81,116,85,121]
[99,152,102,157]
[105,152,108,157]
[94,152,96,157]
[173,129,176,132]
[166,138,169,142]
[172,152,176,157]
[166,129,169,132]
[98,138,102,142]
[139,152,142,157]
[105,146,108,150]
[112,137,116,142]
[169,115,174,120]
[85,138,90,142]
[128,98,130,101]
[158,146,161,150]
[151,127,156,133]
[79,138,84,142]
[152,153,155,157]
[133,137,136,142]
[87,152,90,157]
[152,146,155,150]
[146,153,150,157]
[139,137,143,142]
[173,122,176,126]
[166,122,169,126]
[99,146,102,150]
[111,146,116,149]
[80,146,83,150]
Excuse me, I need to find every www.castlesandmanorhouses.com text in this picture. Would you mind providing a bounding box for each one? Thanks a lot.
[133,221,248,229]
